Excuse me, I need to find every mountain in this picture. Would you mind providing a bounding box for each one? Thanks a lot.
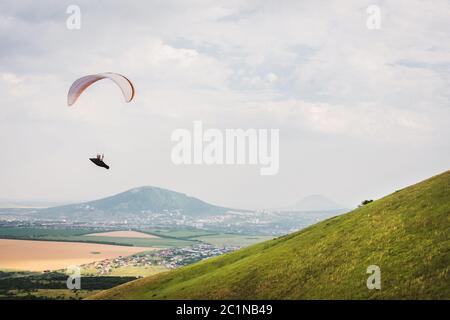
[7,187,341,235]
[35,186,231,220]
[281,194,347,212]
[91,170,450,299]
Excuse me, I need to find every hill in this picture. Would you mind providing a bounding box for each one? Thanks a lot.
[36,186,231,221]
[90,170,450,299]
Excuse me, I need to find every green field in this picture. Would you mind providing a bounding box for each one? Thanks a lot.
[0,228,198,248]
[143,228,217,239]
[108,266,168,277]
[0,227,269,248]
[142,228,272,247]
[192,234,273,247]
[0,228,93,238]
[91,170,450,300]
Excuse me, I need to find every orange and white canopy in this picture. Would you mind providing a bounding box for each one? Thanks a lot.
[67,72,135,106]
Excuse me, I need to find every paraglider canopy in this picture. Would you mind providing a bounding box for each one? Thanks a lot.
[67,72,135,106]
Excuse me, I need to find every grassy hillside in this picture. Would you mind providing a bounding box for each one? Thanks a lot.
[90,171,450,299]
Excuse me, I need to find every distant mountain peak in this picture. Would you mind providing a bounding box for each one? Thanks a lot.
[128,186,152,193]
[128,185,167,191]
[36,186,231,221]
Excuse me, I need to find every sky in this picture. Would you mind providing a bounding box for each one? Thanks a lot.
[0,0,449,209]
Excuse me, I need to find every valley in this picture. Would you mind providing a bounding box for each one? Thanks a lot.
[0,225,272,299]
[0,186,346,236]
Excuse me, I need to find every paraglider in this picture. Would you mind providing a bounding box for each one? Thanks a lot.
[89,154,110,170]
[67,72,135,170]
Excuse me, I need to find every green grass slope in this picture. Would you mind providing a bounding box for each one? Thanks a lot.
[90,171,450,299]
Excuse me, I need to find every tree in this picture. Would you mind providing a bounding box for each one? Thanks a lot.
[359,199,373,207]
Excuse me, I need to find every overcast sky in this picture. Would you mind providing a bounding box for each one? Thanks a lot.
[1,0,449,209]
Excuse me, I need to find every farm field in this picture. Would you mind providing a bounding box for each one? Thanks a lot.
[145,228,218,239]
[142,228,274,247]
[0,227,196,248]
[80,263,168,277]
[0,239,150,271]
[192,234,274,247]
[107,266,168,277]
[85,230,160,238]
[0,227,271,248]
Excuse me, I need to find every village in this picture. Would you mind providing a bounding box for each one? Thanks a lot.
[83,243,240,275]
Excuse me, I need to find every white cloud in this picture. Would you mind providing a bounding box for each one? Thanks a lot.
[0,0,449,208]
